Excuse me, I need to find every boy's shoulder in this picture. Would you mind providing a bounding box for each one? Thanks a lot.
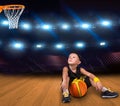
[63,64,69,68]
[78,64,86,69]
[63,66,69,69]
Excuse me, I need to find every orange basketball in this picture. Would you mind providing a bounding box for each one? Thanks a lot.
[69,78,87,97]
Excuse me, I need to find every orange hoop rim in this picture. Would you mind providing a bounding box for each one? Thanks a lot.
[3,4,25,10]
[0,6,3,9]
[0,6,3,8]
[0,6,3,13]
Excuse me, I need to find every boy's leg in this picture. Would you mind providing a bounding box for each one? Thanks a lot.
[61,77,71,103]
[84,76,91,88]
[89,77,119,98]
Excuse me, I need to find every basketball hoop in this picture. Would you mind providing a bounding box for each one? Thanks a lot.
[2,4,25,29]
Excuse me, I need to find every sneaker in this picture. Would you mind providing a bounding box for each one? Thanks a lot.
[62,92,71,103]
[101,89,119,98]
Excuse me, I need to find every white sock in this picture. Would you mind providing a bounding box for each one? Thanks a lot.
[63,89,69,94]
[102,87,108,92]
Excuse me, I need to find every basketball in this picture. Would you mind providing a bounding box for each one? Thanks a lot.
[69,78,87,97]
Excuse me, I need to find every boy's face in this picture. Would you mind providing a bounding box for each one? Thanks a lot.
[68,53,81,65]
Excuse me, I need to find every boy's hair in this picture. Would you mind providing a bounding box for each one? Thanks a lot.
[69,52,81,61]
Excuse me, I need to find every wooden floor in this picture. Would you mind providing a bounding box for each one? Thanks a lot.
[0,73,120,106]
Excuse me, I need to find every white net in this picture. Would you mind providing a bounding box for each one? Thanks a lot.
[3,5,25,29]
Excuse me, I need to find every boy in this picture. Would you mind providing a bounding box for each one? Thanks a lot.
[61,53,119,103]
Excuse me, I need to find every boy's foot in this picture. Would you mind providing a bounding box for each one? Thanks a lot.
[101,89,119,98]
[62,92,71,103]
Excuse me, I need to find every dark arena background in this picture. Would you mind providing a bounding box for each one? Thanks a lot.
[0,0,120,106]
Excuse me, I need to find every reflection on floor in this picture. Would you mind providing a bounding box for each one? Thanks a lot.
[0,73,120,106]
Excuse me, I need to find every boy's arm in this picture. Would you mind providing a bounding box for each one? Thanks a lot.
[62,66,69,83]
[61,66,70,91]
[80,67,103,91]
[80,67,98,80]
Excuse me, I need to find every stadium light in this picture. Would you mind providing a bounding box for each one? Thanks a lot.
[55,43,64,49]
[75,42,85,48]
